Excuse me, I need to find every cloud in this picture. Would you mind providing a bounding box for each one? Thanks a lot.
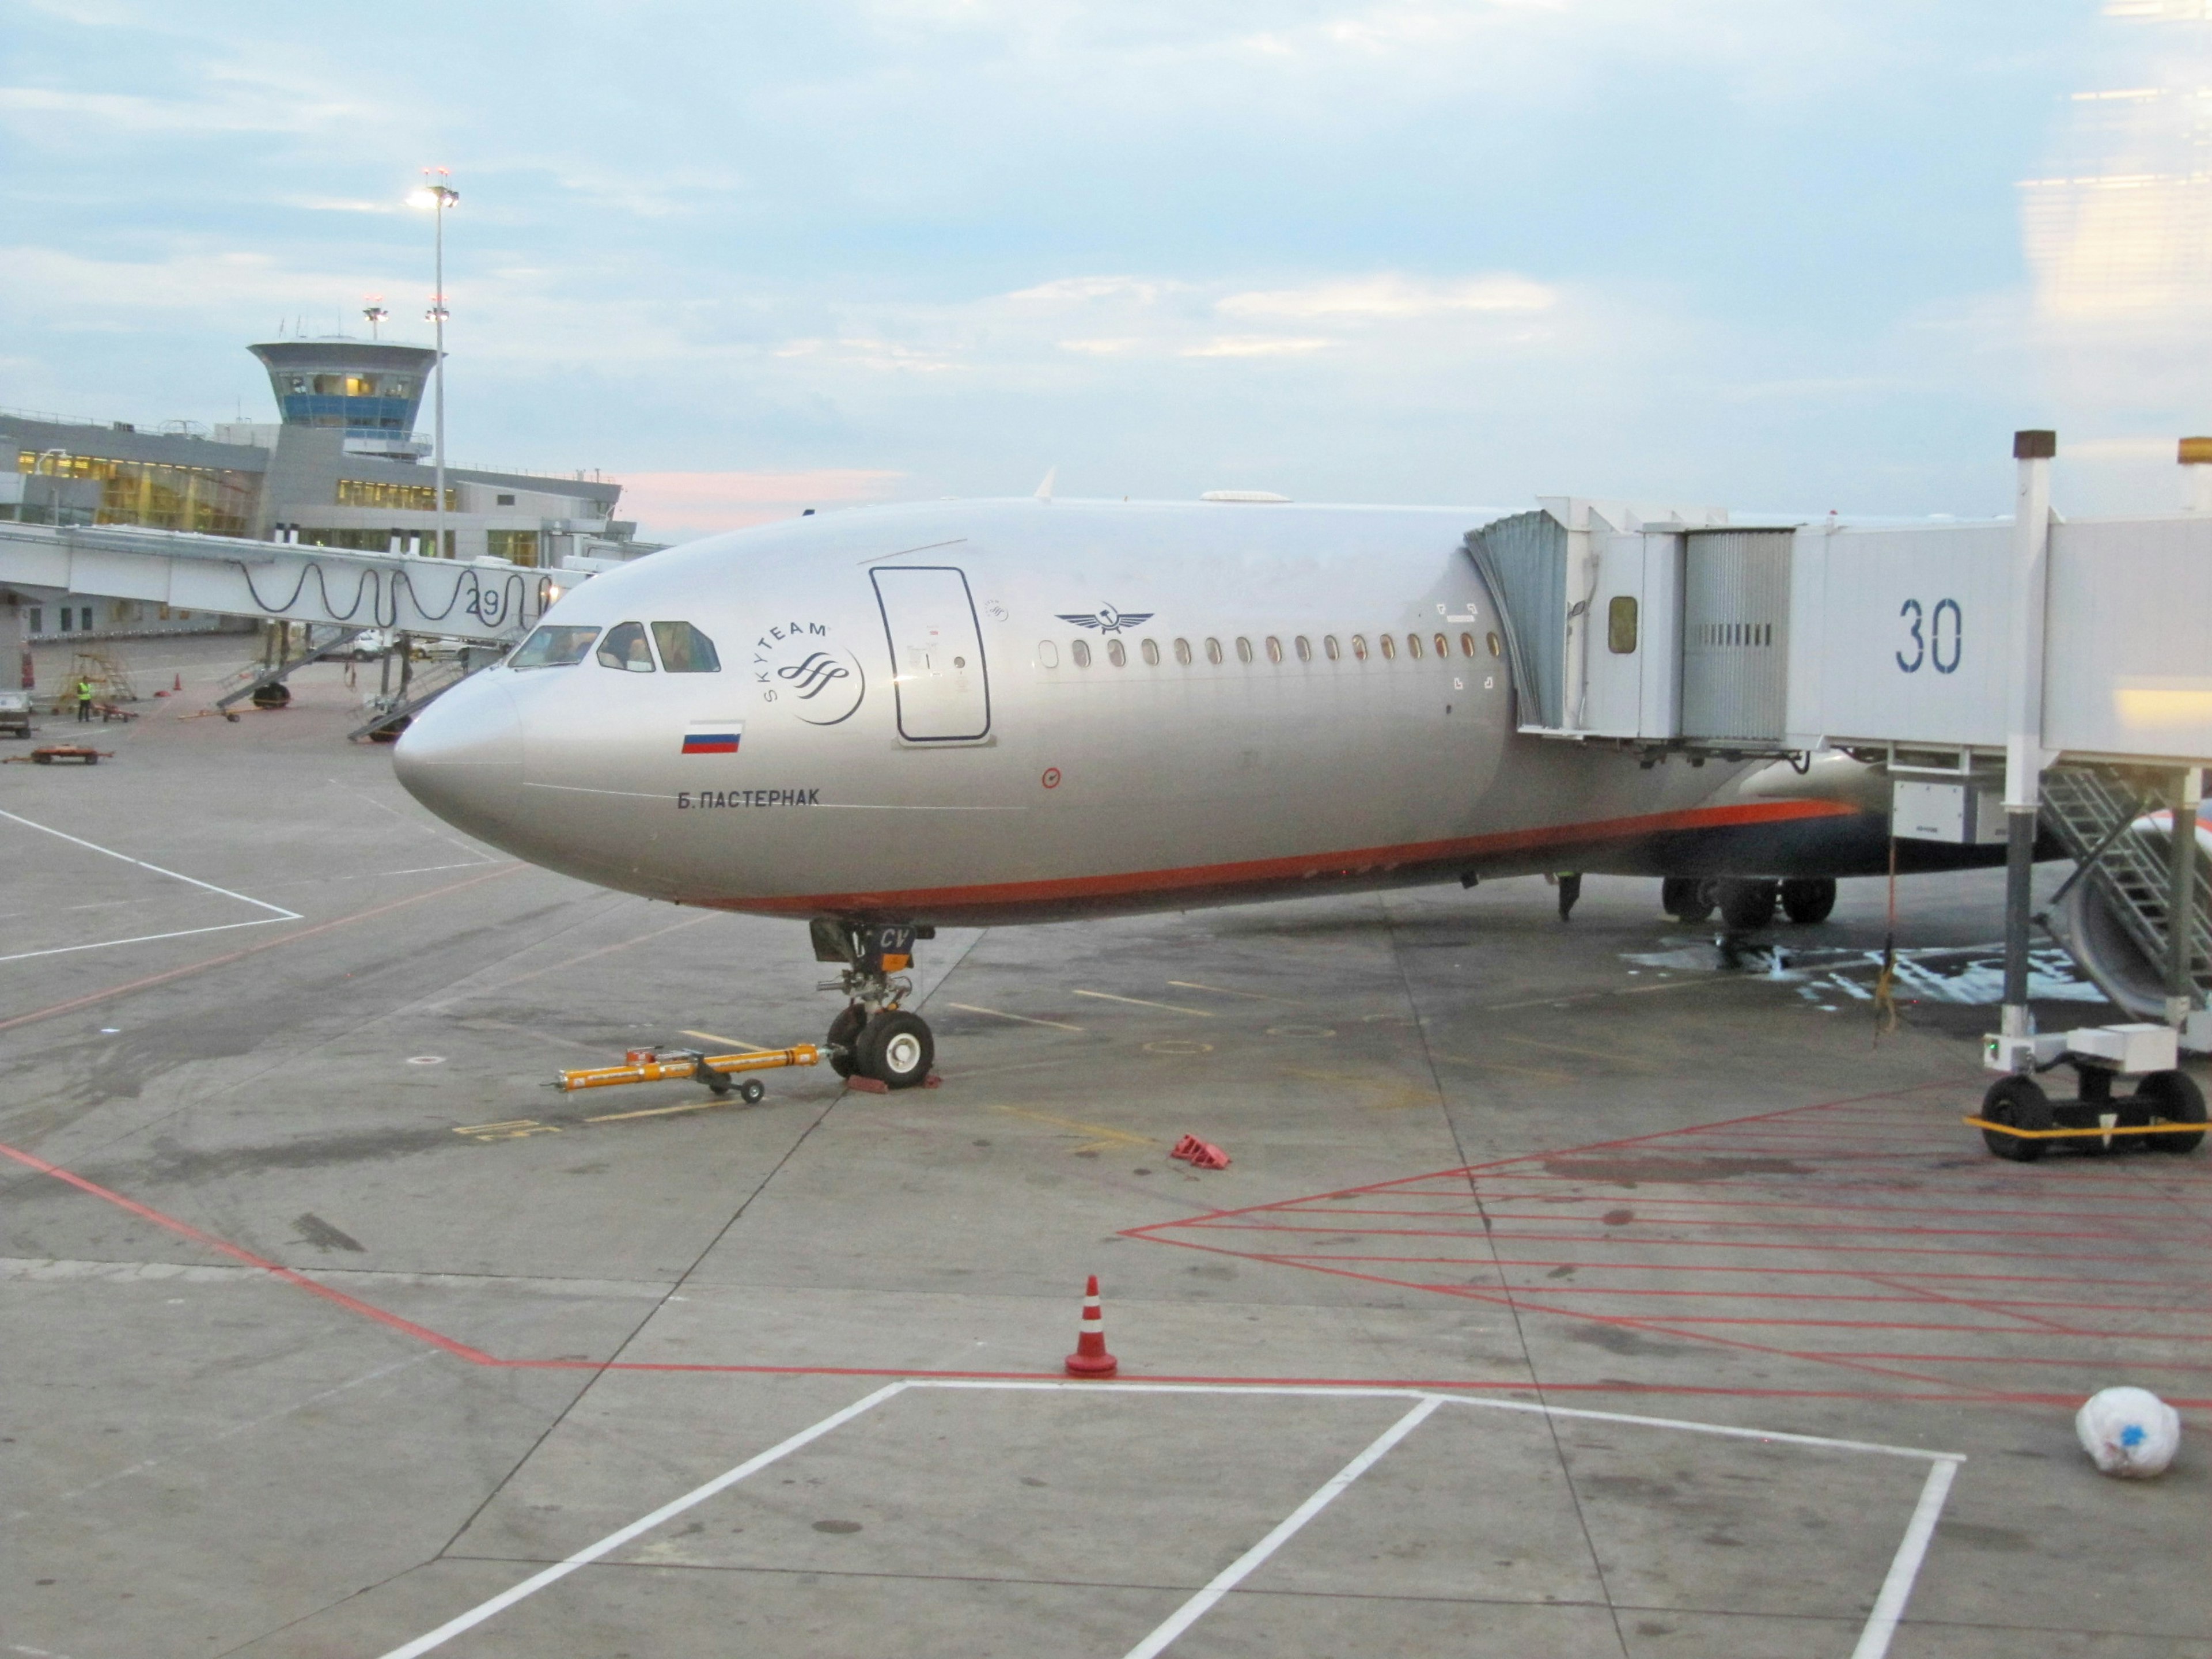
[1219,272,1556,321]
[1006,275,1168,304]
[1056,338,1141,354]
[616,468,907,540]
[1179,335,1332,357]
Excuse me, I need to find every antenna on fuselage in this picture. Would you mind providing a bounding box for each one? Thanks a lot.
[1033,467,1056,503]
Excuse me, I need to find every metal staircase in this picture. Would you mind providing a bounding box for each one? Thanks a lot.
[215,626,366,710]
[2039,767,2211,1003]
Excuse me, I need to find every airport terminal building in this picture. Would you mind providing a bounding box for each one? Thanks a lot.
[2,335,653,645]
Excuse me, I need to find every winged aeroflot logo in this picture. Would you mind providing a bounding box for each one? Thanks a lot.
[1055,604,1155,634]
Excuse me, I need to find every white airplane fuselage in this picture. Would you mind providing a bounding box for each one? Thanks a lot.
[395,497,1912,925]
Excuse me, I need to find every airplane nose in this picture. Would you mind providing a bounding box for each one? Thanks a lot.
[392,675,525,839]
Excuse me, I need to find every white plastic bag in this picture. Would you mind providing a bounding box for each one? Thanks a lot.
[2075,1387,2181,1478]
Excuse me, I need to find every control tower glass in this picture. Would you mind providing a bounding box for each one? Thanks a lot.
[247,340,440,458]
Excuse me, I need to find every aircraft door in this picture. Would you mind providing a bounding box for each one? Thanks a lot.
[870,565,991,741]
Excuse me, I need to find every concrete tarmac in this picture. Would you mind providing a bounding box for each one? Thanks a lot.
[2,641,2206,1658]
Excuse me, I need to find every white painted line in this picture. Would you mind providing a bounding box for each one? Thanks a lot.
[374,1381,911,1659]
[916,1380,1961,1462]
[1072,988,1216,1017]
[1166,980,1301,1005]
[0,809,299,919]
[944,1001,1086,1032]
[375,1377,1966,1658]
[0,917,291,965]
[1849,1456,1960,1659]
[0,808,302,963]
[1118,1395,1444,1659]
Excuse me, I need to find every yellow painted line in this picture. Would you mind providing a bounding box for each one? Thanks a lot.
[1167,980,1301,1005]
[588,1099,737,1125]
[1428,1051,1575,1083]
[1478,977,1724,1014]
[682,1029,767,1051]
[1961,1115,2201,1140]
[1494,1033,1660,1068]
[1071,988,1216,1017]
[990,1104,1156,1149]
[1279,1066,1437,1111]
[944,1002,1086,1033]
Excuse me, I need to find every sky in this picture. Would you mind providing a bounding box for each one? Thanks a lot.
[6,1,2212,542]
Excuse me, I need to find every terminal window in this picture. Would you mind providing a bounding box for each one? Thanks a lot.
[335,479,456,512]
[486,529,539,566]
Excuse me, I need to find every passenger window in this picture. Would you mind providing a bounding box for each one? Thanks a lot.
[1294,635,1312,661]
[1141,638,1161,666]
[1460,632,1475,657]
[596,621,656,672]
[1351,634,1367,661]
[1236,637,1254,664]
[1380,634,1396,660]
[1039,640,1059,668]
[1173,638,1192,665]
[1266,636,1283,664]
[509,625,599,669]
[1407,634,1423,660]
[1073,639,1092,668]
[1324,635,1340,661]
[652,621,721,672]
[1608,596,1639,654]
[1107,638,1127,667]
[1205,638,1224,664]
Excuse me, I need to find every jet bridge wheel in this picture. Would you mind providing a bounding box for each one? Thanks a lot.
[1717,878,1779,931]
[1980,1074,2055,1161]
[854,1009,934,1089]
[825,1002,868,1078]
[2134,1070,2206,1154]
[1781,877,1837,925]
[1661,878,1715,924]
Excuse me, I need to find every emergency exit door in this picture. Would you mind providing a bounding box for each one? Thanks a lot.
[870,565,991,741]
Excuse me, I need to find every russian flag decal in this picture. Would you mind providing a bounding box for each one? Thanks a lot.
[681,722,743,755]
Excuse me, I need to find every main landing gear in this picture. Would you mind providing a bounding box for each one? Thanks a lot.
[1661,876,1836,929]
[813,920,937,1089]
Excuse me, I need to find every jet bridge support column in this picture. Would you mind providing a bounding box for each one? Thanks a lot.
[2168,766,2205,1030]
[1998,430,2056,1062]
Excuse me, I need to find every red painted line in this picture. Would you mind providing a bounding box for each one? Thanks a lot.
[1119,1080,1978,1238]
[1262,1251,2205,1293]
[0,1141,497,1363]
[1296,1194,2192,1225]
[22,1134,2194,1406]
[0,864,523,1035]
[1272,1212,2172,1242]
[1164,1220,2172,1263]
[721,798,1859,917]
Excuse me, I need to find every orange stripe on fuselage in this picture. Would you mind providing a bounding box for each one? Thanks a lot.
[715,798,1859,918]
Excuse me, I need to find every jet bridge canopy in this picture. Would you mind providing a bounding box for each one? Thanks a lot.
[1467,501,2212,770]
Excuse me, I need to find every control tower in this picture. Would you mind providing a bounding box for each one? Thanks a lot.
[247,339,439,461]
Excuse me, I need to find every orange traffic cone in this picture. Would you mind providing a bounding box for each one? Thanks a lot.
[1064,1274,1119,1377]
[172,673,183,692]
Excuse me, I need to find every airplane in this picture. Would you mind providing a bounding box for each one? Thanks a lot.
[393,494,2019,1088]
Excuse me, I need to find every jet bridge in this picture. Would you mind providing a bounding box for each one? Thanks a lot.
[1467,434,2212,1058]
[0,520,555,645]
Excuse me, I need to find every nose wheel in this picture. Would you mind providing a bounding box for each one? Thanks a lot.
[815,921,938,1089]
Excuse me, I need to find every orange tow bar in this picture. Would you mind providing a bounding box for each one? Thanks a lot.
[555,1044,821,1098]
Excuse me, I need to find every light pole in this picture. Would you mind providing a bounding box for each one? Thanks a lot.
[362,298,388,341]
[409,170,459,558]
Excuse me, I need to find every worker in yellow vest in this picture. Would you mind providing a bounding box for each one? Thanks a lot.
[75,676,94,722]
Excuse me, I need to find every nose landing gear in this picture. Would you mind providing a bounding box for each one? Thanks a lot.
[813,920,938,1089]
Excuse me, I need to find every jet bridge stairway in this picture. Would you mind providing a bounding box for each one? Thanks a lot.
[2039,768,2211,1018]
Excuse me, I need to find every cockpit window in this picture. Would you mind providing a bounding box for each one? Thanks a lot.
[651,621,721,673]
[597,621,657,673]
[508,625,599,669]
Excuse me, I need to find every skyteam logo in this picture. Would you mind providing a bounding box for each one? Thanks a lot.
[1055,603,1154,634]
[753,620,868,726]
